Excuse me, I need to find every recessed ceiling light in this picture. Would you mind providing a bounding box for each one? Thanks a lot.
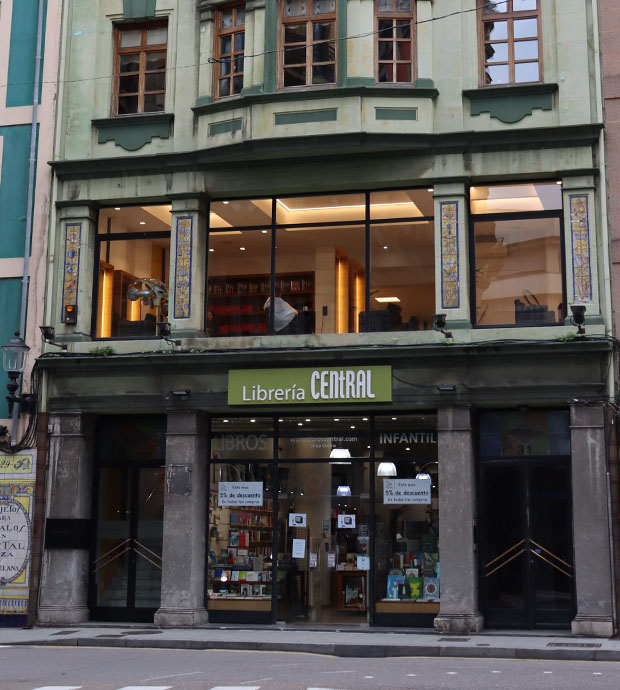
[428,188,434,192]
[298,422,303,426]
[240,247,246,251]
[392,417,397,421]
[334,418,340,422]
[278,418,283,422]
[223,201,229,204]
[223,419,229,423]
[406,447,410,451]
[305,418,311,422]
[375,297,401,303]
[350,425,356,429]
[209,248,214,252]
[556,181,562,185]
[363,417,368,421]
[383,246,388,249]
[250,419,256,423]
[114,207,120,211]
[261,229,268,234]
[139,221,146,225]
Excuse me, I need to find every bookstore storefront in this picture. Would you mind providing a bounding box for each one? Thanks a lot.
[207,412,439,626]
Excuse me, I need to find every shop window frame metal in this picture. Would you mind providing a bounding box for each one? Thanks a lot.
[206,188,435,337]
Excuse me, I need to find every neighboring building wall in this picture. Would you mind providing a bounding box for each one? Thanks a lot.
[0,0,61,432]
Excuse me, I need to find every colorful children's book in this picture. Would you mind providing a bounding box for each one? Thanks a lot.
[424,576,440,601]
[406,576,423,599]
[387,574,405,599]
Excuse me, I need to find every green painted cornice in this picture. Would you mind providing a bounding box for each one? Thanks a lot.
[123,0,157,19]
[92,113,174,151]
[194,85,439,116]
[50,124,602,181]
[463,83,558,123]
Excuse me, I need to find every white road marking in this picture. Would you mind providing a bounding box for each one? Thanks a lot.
[364,676,374,679]
[321,670,355,674]
[118,687,172,690]
[543,671,553,674]
[240,680,272,685]
[594,672,603,675]
[209,687,260,690]
[446,671,458,675]
[492,670,501,673]
[0,645,11,648]
[407,673,416,677]
[143,673,204,681]
[31,687,82,690]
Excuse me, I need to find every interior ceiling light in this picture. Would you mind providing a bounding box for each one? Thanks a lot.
[223,201,229,204]
[114,207,120,211]
[336,484,352,496]
[377,462,397,477]
[330,447,352,465]
[139,221,146,225]
[416,472,432,480]
[276,199,421,213]
[375,297,401,303]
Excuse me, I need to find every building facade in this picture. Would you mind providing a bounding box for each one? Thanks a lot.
[37,0,615,635]
[0,0,61,626]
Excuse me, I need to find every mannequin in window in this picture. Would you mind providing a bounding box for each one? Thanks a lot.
[264,286,298,334]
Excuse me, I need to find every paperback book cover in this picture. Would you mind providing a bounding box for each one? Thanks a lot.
[387,574,405,600]
[424,577,440,601]
[406,576,423,599]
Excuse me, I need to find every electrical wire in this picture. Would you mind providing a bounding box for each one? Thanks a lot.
[0,0,526,89]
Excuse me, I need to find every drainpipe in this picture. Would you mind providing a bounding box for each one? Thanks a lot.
[11,0,46,443]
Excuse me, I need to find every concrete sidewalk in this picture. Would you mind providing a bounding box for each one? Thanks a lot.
[0,624,619,662]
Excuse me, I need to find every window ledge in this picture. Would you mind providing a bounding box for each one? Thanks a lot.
[463,83,558,124]
[193,85,439,117]
[92,113,174,151]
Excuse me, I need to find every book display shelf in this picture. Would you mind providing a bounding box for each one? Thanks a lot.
[207,272,314,336]
[208,498,274,602]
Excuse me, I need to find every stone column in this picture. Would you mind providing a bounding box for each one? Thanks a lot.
[154,411,208,627]
[168,197,208,338]
[433,183,471,331]
[54,204,98,341]
[570,404,614,636]
[38,413,94,625]
[434,406,484,633]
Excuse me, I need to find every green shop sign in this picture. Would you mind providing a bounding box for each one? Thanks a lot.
[228,366,392,405]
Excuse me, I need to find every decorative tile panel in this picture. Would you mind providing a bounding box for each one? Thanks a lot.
[570,195,592,303]
[173,216,193,319]
[61,223,81,318]
[440,202,459,309]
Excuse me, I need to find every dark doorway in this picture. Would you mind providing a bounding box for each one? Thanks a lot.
[479,458,575,629]
[89,416,166,622]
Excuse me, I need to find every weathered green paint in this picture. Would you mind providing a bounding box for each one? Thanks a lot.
[375,107,417,121]
[0,126,34,258]
[209,119,243,136]
[194,85,439,117]
[264,0,278,93]
[416,78,435,89]
[337,0,347,88]
[123,0,157,19]
[7,0,48,106]
[274,109,338,125]
[465,84,558,124]
[93,113,173,151]
[228,365,392,405]
[344,77,376,88]
[0,279,23,418]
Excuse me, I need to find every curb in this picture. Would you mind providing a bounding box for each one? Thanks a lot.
[9,637,620,662]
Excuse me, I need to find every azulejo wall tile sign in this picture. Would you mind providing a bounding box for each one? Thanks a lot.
[570,195,592,303]
[174,216,193,319]
[440,202,459,309]
[61,223,81,319]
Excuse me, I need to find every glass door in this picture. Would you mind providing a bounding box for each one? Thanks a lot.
[91,466,164,621]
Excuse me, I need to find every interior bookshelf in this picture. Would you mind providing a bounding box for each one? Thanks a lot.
[207,272,314,336]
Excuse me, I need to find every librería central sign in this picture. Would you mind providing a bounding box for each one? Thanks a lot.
[228,366,392,405]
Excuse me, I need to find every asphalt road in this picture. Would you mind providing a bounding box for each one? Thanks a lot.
[0,646,618,690]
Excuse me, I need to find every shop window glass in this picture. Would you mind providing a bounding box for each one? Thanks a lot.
[208,459,274,610]
[96,207,171,339]
[274,225,365,335]
[276,193,366,224]
[370,188,434,220]
[471,183,563,328]
[376,0,415,84]
[373,415,439,615]
[368,221,435,332]
[215,4,245,99]
[207,229,272,337]
[479,409,570,457]
[278,416,371,460]
[479,0,541,85]
[280,0,337,87]
[114,22,167,115]
[210,417,274,460]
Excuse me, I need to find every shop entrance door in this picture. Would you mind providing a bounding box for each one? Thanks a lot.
[90,466,164,622]
[479,458,575,629]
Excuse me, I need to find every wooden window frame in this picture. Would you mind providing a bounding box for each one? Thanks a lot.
[279,2,337,89]
[214,4,246,100]
[113,21,168,116]
[478,0,542,87]
[375,0,416,85]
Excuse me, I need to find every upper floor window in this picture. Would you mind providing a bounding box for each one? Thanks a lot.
[376,0,415,84]
[215,5,245,99]
[280,0,336,88]
[479,0,540,86]
[114,23,167,115]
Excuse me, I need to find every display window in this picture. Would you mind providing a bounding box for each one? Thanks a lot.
[206,189,435,337]
[206,413,439,626]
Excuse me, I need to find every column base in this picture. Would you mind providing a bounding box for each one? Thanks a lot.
[37,605,89,625]
[434,612,484,634]
[154,607,209,627]
[571,615,614,637]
